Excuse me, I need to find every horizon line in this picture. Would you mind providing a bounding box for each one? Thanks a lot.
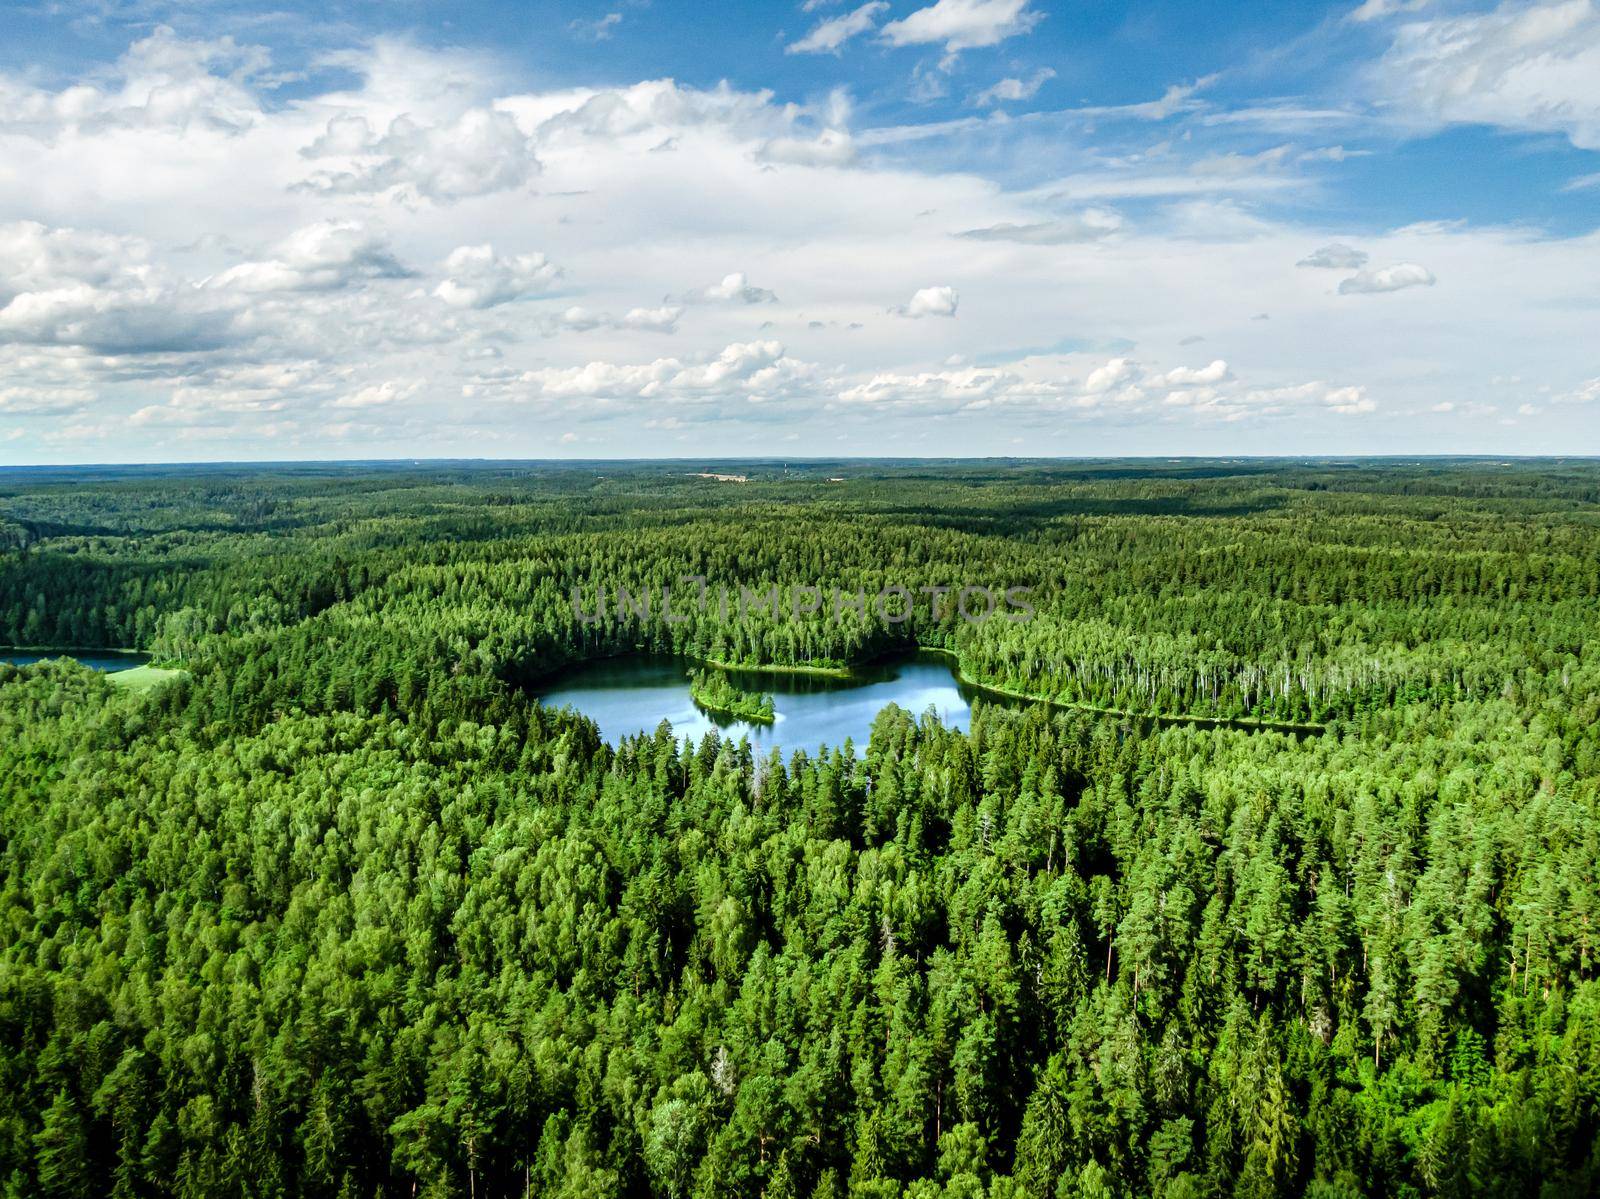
[3,453,1597,472]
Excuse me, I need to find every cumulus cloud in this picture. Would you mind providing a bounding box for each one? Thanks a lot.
[0,25,269,138]
[1321,385,1376,414]
[1162,360,1231,386]
[958,209,1122,244]
[0,286,238,354]
[678,272,779,305]
[519,339,814,403]
[0,381,96,416]
[330,379,419,409]
[1,29,1592,457]
[1298,243,1369,269]
[836,354,1374,422]
[895,285,960,318]
[1338,262,1436,294]
[1374,0,1600,149]
[1161,380,1376,420]
[838,366,1023,409]
[0,222,147,296]
[520,78,790,146]
[210,221,414,293]
[0,220,240,354]
[1084,357,1137,393]
[881,0,1045,51]
[546,305,682,334]
[433,244,561,308]
[973,69,1056,106]
[788,2,888,54]
[298,108,541,202]
[620,306,683,332]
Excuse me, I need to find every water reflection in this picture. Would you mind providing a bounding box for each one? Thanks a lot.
[535,652,1006,752]
[1,649,150,673]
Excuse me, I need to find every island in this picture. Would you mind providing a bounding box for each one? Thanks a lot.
[688,667,776,723]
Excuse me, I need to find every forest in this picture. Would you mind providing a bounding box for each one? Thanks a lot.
[689,669,777,724]
[1,457,1597,1198]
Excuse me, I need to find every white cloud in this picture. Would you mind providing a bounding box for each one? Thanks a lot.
[1069,79,1214,122]
[298,108,541,202]
[1297,145,1367,164]
[1162,360,1231,386]
[1191,144,1295,178]
[1373,0,1600,149]
[547,305,682,334]
[211,221,413,293]
[331,379,418,409]
[519,339,814,403]
[621,306,683,332]
[1338,262,1436,293]
[552,306,606,332]
[0,220,241,354]
[1298,243,1369,269]
[881,0,1045,51]
[515,78,792,146]
[789,2,889,54]
[433,244,561,308]
[1084,357,1136,393]
[836,354,1374,423]
[1322,385,1376,414]
[679,272,779,304]
[0,222,148,295]
[973,69,1056,106]
[0,30,1595,458]
[1555,377,1600,403]
[0,286,238,354]
[0,382,95,416]
[1348,0,1430,21]
[837,366,1022,408]
[756,128,856,166]
[0,25,270,138]
[897,285,960,317]
[570,13,623,40]
[958,209,1122,243]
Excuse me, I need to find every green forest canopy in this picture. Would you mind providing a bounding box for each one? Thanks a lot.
[0,458,1597,1198]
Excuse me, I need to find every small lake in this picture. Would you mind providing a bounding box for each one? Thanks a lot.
[535,652,1014,752]
[1,649,151,673]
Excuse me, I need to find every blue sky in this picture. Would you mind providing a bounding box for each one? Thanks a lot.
[1,0,1598,460]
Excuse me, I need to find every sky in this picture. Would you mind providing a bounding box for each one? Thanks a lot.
[1,0,1598,462]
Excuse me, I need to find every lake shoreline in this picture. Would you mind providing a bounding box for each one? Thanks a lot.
[0,644,147,655]
[533,645,1327,743]
[914,646,1327,736]
[2,647,185,693]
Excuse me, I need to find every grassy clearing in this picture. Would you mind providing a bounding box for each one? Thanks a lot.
[109,665,185,693]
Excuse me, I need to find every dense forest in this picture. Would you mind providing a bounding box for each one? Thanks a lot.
[689,669,776,724]
[1,458,1597,1198]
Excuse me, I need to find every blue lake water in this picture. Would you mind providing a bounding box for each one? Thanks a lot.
[535,653,1013,752]
[1,649,150,673]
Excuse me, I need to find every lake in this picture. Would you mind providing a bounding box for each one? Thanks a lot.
[1,649,151,673]
[535,652,1013,752]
